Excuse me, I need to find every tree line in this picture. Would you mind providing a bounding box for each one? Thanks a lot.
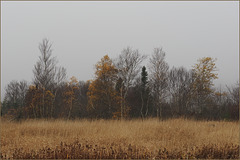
[1,39,239,121]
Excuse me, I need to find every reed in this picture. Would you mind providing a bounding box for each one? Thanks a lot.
[1,118,239,159]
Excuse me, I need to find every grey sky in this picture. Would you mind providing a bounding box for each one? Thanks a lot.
[1,1,239,99]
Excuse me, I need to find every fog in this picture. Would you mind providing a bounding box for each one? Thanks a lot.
[1,1,239,99]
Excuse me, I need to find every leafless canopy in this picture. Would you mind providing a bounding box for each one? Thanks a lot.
[148,47,169,118]
[149,47,169,98]
[33,39,66,91]
[116,47,147,91]
[115,47,146,118]
[4,80,28,107]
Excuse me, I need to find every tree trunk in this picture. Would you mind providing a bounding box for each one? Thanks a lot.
[68,97,72,119]
[51,91,57,118]
[32,104,37,118]
[140,91,144,120]
[145,94,150,117]
[159,104,162,120]
[120,86,123,120]
[42,89,45,118]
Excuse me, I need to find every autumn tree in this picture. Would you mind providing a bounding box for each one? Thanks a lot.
[149,48,169,119]
[24,85,39,118]
[115,47,146,119]
[63,76,80,119]
[24,85,54,118]
[192,57,218,113]
[87,55,121,119]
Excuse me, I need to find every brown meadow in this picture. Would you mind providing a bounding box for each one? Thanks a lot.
[0,118,239,159]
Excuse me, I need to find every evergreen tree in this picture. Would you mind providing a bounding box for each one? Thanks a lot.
[140,66,150,119]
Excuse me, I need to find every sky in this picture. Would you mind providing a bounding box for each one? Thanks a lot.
[1,1,239,99]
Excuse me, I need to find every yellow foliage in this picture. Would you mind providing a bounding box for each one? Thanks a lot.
[192,57,218,95]
[112,112,121,120]
[24,85,55,118]
[63,76,80,108]
[95,55,118,80]
[215,91,227,97]
[87,55,121,117]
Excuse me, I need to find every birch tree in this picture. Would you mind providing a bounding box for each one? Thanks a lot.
[115,47,146,119]
[192,57,218,113]
[63,76,79,119]
[33,38,66,118]
[87,55,121,119]
[169,67,194,115]
[149,48,169,119]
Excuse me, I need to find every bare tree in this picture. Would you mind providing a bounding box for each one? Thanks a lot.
[115,47,146,119]
[226,82,239,120]
[78,81,90,118]
[4,80,28,107]
[33,39,57,90]
[149,48,169,119]
[51,66,67,117]
[226,82,239,105]
[18,80,29,107]
[33,39,67,118]
[168,67,194,116]
[3,80,28,119]
[4,80,19,106]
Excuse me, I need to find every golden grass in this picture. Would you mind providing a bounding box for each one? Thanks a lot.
[1,118,239,159]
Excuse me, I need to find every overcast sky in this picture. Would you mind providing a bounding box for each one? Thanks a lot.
[1,1,239,99]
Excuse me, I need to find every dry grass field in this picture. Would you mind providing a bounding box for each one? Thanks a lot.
[1,118,239,159]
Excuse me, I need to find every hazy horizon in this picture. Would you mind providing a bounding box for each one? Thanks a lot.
[1,1,239,100]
